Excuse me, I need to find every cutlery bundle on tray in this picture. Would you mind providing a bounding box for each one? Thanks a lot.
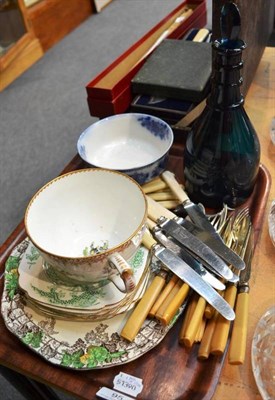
[121,171,254,365]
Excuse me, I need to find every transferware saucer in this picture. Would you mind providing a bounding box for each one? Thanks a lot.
[1,238,184,370]
[18,239,149,317]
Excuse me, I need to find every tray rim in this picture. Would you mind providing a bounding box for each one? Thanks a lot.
[0,154,271,400]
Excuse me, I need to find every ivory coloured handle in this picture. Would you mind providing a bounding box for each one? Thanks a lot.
[228,292,249,365]
[142,229,157,250]
[181,296,206,347]
[120,275,166,342]
[179,293,199,344]
[149,274,179,317]
[162,171,189,203]
[210,284,238,356]
[146,195,175,222]
[142,177,167,193]
[148,191,177,201]
[161,282,190,326]
[198,310,219,360]
[146,218,156,231]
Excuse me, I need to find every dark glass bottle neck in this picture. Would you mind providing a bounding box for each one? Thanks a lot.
[207,46,244,110]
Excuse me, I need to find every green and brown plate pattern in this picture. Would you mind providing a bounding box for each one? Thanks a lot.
[1,238,184,370]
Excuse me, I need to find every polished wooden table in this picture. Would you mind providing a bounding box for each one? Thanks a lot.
[212,46,275,400]
[0,47,274,400]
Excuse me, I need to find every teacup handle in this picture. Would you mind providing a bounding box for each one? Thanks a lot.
[108,252,136,293]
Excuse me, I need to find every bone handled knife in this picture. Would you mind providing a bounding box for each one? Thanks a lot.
[210,218,252,356]
[162,171,245,271]
[158,217,234,281]
[153,227,225,291]
[147,218,226,290]
[178,217,245,271]
[146,196,234,282]
[120,268,167,342]
[148,216,225,290]
[228,225,254,364]
[142,229,235,321]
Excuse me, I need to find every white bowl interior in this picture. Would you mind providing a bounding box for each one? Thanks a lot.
[25,170,146,257]
[78,114,173,170]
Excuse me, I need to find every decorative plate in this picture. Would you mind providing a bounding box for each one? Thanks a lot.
[1,239,183,370]
[18,239,150,318]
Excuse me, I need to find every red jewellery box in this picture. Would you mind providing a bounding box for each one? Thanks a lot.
[86,0,207,118]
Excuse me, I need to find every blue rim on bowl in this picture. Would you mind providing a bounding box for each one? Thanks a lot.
[77,113,174,184]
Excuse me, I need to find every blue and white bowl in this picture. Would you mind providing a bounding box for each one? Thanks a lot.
[77,113,174,184]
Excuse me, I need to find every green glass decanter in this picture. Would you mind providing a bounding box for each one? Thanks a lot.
[183,2,260,209]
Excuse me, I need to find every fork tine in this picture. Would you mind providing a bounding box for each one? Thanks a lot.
[222,213,235,245]
[234,207,249,225]
[230,208,251,245]
[211,214,220,228]
[208,204,228,231]
[216,206,230,234]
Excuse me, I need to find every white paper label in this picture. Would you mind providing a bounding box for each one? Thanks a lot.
[113,372,143,397]
[96,387,134,400]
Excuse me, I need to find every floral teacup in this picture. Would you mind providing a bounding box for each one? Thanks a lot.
[25,169,148,292]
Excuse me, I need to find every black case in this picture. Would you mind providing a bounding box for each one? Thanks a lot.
[131,39,212,102]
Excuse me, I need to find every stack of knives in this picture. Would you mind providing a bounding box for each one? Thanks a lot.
[121,171,253,364]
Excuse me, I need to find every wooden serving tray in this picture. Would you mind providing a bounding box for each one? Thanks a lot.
[0,150,271,400]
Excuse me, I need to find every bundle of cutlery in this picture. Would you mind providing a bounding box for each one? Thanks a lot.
[120,171,254,365]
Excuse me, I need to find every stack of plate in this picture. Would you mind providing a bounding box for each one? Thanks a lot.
[2,237,182,370]
[18,239,151,322]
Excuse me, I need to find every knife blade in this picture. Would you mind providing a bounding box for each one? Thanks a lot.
[162,171,245,271]
[164,216,240,283]
[178,217,245,271]
[142,230,235,321]
[157,217,234,282]
[153,228,225,291]
[146,196,234,282]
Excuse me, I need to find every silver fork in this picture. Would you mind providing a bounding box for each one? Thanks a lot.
[207,204,231,234]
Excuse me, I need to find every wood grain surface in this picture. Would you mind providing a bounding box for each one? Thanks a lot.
[27,0,93,52]
[212,0,274,97]
[212,46,275,400]
[0,47,274,400]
